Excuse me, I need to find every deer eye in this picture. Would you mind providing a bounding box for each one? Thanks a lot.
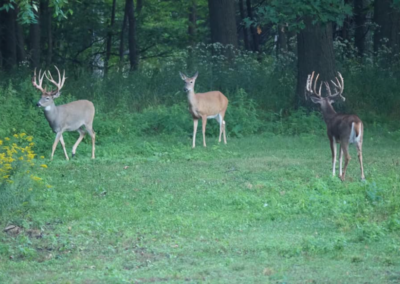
[45,97,50,101]
[190,81,193,83]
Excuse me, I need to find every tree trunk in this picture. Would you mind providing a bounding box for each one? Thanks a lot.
[3,4,17,70]
[15,7,26,64]
[207,0,238,48]
[137,0,143,15]
[296,19,336,109]
[374,0,400,54]
[105,0,117,75]
[119,2,128,62]
[276,25,288,56]
[126,0,139,71]
[188,0,197,46]
[29,7,41,68]
[246,0,259,52]
[238,0,250,50]
[354,0,367,56]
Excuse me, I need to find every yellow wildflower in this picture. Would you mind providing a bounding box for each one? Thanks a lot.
[40,156,45,159]
[20,133,26,137]
[19,156,24,160]
[26,136,33,142]
[40,164,48,169]
[29,188,33,191]
[30,176,42,182]
[29,142,35,146]
[13,134,19,138]
[0,140,2,145]
[46,184,52,188]
[5,137,10,141]
[2,175,10,179]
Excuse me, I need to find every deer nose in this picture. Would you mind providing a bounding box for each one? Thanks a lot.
[183,87,189,92]
[36,102,41,107]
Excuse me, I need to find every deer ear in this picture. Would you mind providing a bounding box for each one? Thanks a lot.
[179,72,187,80]
[193,71,198,79]
[309,95,322,104]
[53,92,61,99]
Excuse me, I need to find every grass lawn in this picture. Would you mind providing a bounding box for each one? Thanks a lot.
[1,133,400,283]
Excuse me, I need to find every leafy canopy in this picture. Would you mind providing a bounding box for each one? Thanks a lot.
[252,0,352,31]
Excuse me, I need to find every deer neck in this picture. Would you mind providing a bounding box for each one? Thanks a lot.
[187,89,197,107]
[321,103,337,124]
[43,102,61,133]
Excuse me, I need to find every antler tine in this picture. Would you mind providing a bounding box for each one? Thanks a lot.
[32,68,46,92]
[324,81,332,96]
[313,73,321,97]
[44,65,67,95]
[329,72,345,101]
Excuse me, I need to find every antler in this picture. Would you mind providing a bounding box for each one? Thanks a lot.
[32,68,46,92]
[306,71,322,97]
[329,72,345,101]
[44,66,67,96]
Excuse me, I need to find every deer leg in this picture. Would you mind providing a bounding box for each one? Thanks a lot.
[202,116,208,147]
[339,145,343,177]
[72,129,86,158]
[217,114,223,143]
[59,134,69,161]
[51,133,62,161]
[340,143,351,181]
[86,128,96,159]
[356,141,365,181]
[330,136,337,176]
[192,119,198,148]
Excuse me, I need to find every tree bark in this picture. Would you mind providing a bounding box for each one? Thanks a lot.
[207,0,238,48]
[354,0,367,56]
[296,19,336,109]
[238,0,250,50]
[276,25,288,56]
[126,0,139,71]
[105,0,117,75]
[15,7,26,64]
[29,7,41,68]
[119,1,128,62]
[246,0,259,52]
[3,4,17,70]
[188,0,197,46]
[373,0,400,54]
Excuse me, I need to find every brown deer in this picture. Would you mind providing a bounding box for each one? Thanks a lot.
[305,71,365,181]
[32,66,95,160]
[179,71,229,148]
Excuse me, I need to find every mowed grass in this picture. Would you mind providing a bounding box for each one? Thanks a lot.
[1,133,400,283]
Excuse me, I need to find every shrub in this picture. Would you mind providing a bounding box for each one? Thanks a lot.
[0,134,48,217]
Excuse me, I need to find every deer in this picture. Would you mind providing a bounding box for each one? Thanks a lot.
[32,66,96,160]
[179,71,229,148]
[305,71,365,181]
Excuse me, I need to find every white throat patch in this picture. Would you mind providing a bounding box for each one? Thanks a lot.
[45,105,52,111]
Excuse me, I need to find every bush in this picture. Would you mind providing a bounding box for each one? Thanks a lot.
[0,134,48,218]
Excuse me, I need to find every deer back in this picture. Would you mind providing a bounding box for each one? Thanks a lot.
[191,91,228,117]
[45,100,95,133]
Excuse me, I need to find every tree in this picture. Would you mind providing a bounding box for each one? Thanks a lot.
[254,0,351,108]
[373,0,400,54]
[125,0,139,71]
[354,0,367,56]
[207,0,238,48]
[104,0,117,75]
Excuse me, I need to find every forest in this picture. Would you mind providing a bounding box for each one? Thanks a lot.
[1,0,400,283]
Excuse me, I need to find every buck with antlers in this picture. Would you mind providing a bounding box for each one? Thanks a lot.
[179,71,228,148]
[32,66,95,160]
[305,71,365,181]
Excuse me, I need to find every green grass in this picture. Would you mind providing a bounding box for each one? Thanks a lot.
[1,133,400,283]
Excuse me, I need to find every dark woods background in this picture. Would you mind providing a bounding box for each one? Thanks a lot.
[1,0,400,144]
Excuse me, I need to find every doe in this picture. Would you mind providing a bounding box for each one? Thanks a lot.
[179,71,228,148]
[305,71,365,181]
[32,66,96,160]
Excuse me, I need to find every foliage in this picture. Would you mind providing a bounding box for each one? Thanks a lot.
[0,134,48,217]
[252,0,353,30]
